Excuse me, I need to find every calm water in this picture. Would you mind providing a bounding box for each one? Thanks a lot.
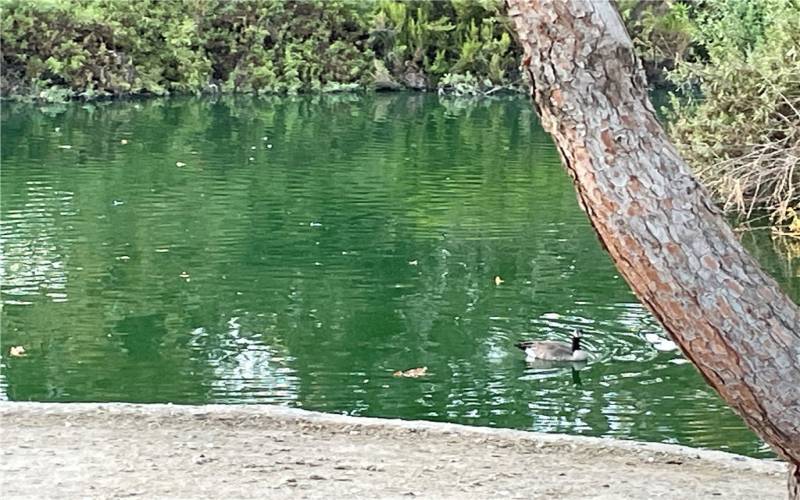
[2,94,797,458]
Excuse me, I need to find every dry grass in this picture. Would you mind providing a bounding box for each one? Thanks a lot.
[686,92,800,245]
[663,0,800,260]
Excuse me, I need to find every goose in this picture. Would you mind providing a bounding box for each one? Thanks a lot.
[643,332,678,352]
[515,329,589,362]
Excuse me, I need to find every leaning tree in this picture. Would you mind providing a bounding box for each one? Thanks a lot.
[505,0,800,495]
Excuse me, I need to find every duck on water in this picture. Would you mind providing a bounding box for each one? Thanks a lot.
[515,329,589,362]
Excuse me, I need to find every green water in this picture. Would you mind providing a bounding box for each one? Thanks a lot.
[1,94,797,458]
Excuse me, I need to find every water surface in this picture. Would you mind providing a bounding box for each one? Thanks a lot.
[2,94,797,458]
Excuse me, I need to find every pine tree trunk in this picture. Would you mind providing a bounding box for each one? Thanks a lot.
[506,0,800,494]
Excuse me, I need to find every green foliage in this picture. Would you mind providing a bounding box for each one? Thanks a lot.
[1,0,519,100]
[692,0,771,54]
[370,0,519,86]
[4,0,798,239]
[437,72,486,96]
[619,0,696,84]
[666,0,800,236]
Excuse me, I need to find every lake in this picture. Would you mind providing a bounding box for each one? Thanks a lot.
[1,94,796,458]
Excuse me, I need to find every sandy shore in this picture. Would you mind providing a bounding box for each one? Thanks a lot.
[0,402,787,499]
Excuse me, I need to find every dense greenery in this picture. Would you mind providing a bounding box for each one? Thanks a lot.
[662,0,800,244]
[0,0,521,98]
[2,0,799,243]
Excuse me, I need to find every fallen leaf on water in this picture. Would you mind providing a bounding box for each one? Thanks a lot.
[176,161,186,167]
[494,276,504,285]
[393,367,427,378]
[9,346,26,357]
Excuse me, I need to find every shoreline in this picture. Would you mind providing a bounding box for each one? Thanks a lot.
[0,402,786,499]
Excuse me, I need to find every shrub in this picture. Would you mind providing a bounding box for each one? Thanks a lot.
[0,0,519,99]
[665,0,800,239]
[3,0,797,244]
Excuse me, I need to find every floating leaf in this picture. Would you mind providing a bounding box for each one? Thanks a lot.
[393,366,427,378]
[494,276,504,285]
[9,346,26,357]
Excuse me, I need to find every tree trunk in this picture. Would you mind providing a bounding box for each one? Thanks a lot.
[506,0,800,493]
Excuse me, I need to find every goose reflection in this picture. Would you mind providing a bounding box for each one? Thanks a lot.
[523,358,588,386]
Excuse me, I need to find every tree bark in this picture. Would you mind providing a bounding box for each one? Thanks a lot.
[506,0,800,492]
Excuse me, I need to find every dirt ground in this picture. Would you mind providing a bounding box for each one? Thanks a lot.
[0,402,787,499]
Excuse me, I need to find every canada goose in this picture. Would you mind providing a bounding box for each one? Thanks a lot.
[515,329,589,362]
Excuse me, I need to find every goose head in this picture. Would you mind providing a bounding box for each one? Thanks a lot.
[571,329,583,351]
[571,329,588,361]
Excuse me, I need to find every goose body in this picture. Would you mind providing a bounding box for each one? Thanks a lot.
[516,330,589,362]
[644,332,678,352]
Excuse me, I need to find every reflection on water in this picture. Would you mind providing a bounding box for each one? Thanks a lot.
[2,94,795,459]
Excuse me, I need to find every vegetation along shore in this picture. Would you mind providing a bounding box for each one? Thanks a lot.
[2,0,798,241]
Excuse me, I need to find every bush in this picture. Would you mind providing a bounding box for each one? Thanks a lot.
[370,0,520,88]
[0,0,519,99]
[665,0,800,239]
[619,0,695,85]
[3,0,797,243]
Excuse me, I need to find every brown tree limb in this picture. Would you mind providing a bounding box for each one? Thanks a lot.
[505,0,800,483]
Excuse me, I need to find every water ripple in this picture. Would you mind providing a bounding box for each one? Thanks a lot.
[0,94,789,458]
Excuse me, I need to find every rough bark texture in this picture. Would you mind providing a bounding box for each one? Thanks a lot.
[506,0,800,484]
